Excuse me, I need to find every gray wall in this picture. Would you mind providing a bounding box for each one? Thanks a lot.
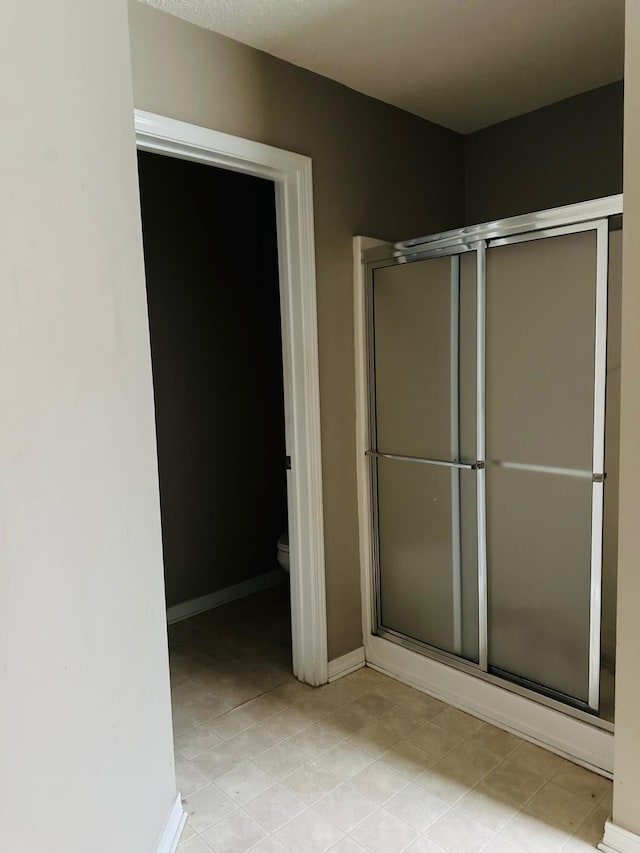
[128,0,465,658]
[138,151,288,608]
[465,81,624,223]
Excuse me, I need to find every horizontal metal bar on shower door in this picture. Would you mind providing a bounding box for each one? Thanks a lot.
[487,220,606,249]
[488,460,594,479]
[365,450,480,470]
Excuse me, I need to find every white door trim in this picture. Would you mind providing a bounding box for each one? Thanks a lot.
[135,110,328,686]
[353,236,614,774]
[156,793,186,853]
[599,821,640,853]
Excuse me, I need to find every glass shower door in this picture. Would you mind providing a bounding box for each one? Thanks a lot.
[370,250,480,663]
[485,227,605,709]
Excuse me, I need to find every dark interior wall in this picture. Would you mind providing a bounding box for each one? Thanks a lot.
[465,81,624,224]
[137,151,287,608]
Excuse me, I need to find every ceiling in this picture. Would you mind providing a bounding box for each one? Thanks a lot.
[141,0,625,133]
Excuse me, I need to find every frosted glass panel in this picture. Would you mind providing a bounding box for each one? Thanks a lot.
[486,231,597,471]
[487,466,592,702]
[377,456,478,661]
[373,256,476,461]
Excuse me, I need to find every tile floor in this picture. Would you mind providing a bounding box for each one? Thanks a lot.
[169,584,611,853]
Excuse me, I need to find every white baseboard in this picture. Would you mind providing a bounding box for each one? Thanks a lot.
[167,569,288,624]
[365,634,614,776]
[328,647,365,682]
[599,821,640,852]
[157,793,186,853]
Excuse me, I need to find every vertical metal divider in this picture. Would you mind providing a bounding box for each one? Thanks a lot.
[588,222,609,711]
[365,262,383,633]
[476,241,489,672]
[450,256,463,655]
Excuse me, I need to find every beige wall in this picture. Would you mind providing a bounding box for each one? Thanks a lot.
[611,0,640,833]
[127,0,465,658]
[0,1,176,850]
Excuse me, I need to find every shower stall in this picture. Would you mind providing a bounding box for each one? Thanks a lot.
[360,195,622,755]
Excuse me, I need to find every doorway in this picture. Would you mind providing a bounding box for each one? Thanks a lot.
[134,110,328,686]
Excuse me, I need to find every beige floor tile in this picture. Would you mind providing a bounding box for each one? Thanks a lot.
[435,741,501,781]
[264,707,313,738]
[181,693,234,723]
[350,808,419,853]
[175,725,224,760]
[384,783,450,831]
[426,808,495,853]
[254,741,310,780]
[216,761,276,804]
[317,742,375,780]
[350,760,410,803]
[275,808,344,852]
[192,742,246,781]
[415,765,478,805]
[404,838,448,853]
[288,723,343,759]
[405,724,463,759]
[500,809,573,853]
[504,741,569,780]
[456,783,521,832]
[243,784,307,832]
[201,809,268,852]
[213,680,265,708]
[345,668,387,691]
[368,680,422,707]
[173,680,217,708]
[173,706,201,737]
[179,836,214,853]
[466,725,521,759]
[431,708,484,739]
[481,837,527,853]
[314,783,378,832]
[178,824,195,844]
[281,761,342,804]
[248,837,290,853]
[379,741,439,780]
[551,763,612,804]
[271,681,316,706]
[326,838,368,852]
[319,679,370,707]
[248,837,290,852]
[326,707,375,738]
[527,782,593,831]
[572,805,609,845]
[183,784,238,833]
[294,695,340,722]
[241,695,288,721]
[484,761,546,804]
[207,709,255,740]
[401,692,447,719]
[346,692,397,724]
[227,724,283,759]
[374,706,433,740]
[176,762,212,797]
[599,786,613,811]
[347,721,403,758]
[559,837,600,852]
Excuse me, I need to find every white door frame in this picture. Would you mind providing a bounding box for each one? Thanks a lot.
[135,109,328,686]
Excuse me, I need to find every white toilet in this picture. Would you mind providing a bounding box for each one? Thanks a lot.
[277,533,290,572]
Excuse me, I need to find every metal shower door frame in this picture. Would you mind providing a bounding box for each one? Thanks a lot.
[363,194,622,727]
